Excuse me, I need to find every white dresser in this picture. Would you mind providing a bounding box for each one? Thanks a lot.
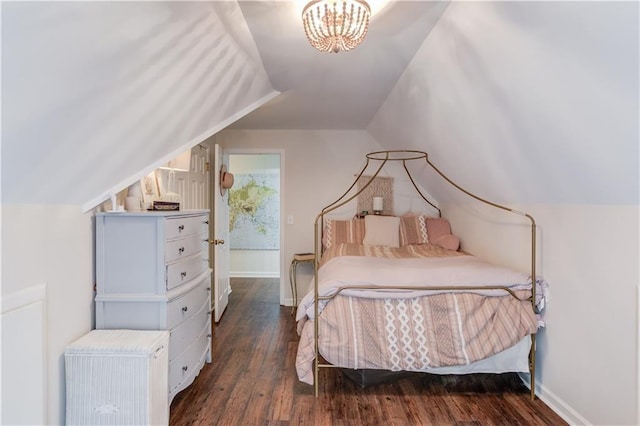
[95,210,212,403]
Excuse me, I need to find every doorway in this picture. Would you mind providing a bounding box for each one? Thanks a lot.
[227,153,281,281]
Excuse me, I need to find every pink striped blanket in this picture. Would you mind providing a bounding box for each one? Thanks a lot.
[295,243,543,385]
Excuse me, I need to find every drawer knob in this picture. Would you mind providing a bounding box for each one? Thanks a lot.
[181,272,187,279]
[178,247,185,254]
[182,306,188,313]
[182,366,188,372]
[178,225,185,232]
[204,220,209,225]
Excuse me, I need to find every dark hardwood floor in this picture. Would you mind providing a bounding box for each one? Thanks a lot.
[170,278,567,425]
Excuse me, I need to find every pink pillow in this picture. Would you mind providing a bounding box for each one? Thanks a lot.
[323,218,365,250]
[432,234,460,251]
[425,217,452,242]
[399,214,429,246]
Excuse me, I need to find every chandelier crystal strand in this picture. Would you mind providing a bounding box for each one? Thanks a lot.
[302,0,371,53]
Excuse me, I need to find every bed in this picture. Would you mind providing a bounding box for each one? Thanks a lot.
[294,150,548,399]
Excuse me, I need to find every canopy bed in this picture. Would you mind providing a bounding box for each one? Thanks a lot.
[295,150,547,400]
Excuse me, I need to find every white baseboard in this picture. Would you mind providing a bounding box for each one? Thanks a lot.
[519,373,590,425]
[230,271,280,278]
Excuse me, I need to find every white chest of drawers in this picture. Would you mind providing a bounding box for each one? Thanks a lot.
[95,210,212,403]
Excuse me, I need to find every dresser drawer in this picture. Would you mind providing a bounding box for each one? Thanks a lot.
[167,277,210,330]
[165,215,208,241]
[166,255,208,291]
[165,233,207,264]
[169,324,210,393]
[169,298,210,362]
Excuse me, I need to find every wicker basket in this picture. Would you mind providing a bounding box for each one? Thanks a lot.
[65,329,169,425]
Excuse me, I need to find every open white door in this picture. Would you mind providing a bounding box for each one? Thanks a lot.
[189,145,209,210]
[212,144,230,322]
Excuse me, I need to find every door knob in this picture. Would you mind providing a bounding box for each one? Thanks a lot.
[208,239,225,245]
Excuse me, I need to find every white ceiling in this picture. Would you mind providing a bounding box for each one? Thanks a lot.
[230,1,450,129]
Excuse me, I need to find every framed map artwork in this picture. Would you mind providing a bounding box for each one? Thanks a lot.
[229,173,280,250]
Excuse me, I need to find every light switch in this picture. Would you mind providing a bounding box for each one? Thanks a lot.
[287,215,294,225]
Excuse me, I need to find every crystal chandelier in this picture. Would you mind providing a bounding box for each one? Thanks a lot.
[302,0,371,53]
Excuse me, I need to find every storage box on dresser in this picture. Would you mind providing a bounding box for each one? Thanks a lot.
[95,210,212,403]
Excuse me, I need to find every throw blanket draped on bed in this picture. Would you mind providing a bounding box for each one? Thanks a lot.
[297,244,545,322]
[295,243,547,385]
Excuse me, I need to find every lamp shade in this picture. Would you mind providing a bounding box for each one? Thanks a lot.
[372,196,383,212]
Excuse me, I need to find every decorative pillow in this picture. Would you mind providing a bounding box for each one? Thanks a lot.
[323,218,365,250]
[363,215,400,247]
[432,234,460,251]
[399,214,429,246]
[425,217,452,242]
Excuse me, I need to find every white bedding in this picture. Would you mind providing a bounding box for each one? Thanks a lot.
[296,254,547,322]
[424,335,532,375]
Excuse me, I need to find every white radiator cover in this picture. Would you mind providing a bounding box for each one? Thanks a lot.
[65,329,170,425]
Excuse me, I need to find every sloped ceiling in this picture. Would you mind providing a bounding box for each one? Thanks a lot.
[2,1,277,208]
[366,1,638,206]
[229,1,636,207]
[230,1,449,129]
[2,1,637,209]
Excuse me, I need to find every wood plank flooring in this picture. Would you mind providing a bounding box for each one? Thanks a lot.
[170,278,567,425]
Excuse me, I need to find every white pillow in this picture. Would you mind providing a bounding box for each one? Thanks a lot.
[363,215,400,247]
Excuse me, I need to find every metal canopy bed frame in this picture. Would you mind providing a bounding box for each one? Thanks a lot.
[310,149,538,399]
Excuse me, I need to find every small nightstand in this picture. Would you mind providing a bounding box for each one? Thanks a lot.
[289,252,315,315]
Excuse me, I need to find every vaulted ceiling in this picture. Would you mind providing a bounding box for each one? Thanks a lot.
[2,1,637,209]
[230,1,450,129]
[2,1,454,208]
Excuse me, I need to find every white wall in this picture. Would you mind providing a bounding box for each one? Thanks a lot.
[368,2,639,424]
[1,205,94,424]
[229,250,280,278]
[445,202,638,425]
[216,130,386,304]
